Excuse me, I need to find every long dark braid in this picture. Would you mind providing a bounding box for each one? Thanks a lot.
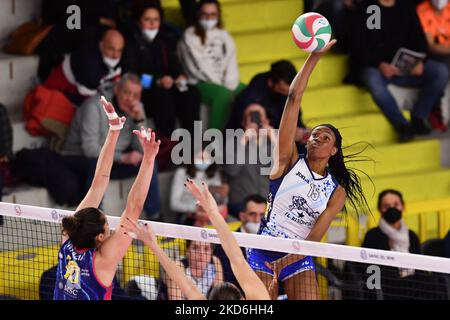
[320,124,372,214]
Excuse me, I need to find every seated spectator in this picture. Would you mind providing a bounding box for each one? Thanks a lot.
[177,0,245,129]
[417,0,450,68]
[167,240,223,299]
[170,148,229,223]
[44,29,124,105]
[122,2,201,138]
[60,73,160,218]
[361,189,426,299]
[214,194,266,284]
[227,60,310,143]
[347,0,449,142]
[38,0,118,81]
[417,0,450,132]
[224,104,274,217]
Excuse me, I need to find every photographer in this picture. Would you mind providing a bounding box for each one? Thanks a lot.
[224,104,274,218]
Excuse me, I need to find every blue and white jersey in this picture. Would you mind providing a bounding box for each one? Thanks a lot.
[259,155,338,240]
[54,240,113,300]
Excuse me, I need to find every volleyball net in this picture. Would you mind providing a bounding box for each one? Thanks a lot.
[0,202,449,300]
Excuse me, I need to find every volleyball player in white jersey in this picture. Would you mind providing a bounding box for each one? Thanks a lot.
[247,40,370,300]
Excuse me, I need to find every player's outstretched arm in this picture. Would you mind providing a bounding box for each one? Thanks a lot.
[97,128,160,270]
[122,218,206,300]
[271,40,337,180]
[185,180,270,300]
[76,96,125,212]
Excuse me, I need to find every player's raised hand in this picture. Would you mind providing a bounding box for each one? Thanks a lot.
[185,180,220,218]
[313,39,337,56]
[132,127,161,160]
[121,217,158,250]
[100,96,126,130]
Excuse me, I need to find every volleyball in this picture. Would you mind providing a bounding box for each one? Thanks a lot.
[292,12,332,53]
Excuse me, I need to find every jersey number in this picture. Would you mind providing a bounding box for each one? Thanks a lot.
[308,183,320,201]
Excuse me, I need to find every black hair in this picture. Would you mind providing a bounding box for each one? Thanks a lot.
[243,194,267,207]
[269,60,297,84]
[194,0,223,45]
[377,189,404,211]
[315,124,371,215]
[207,282,243,300]
[62,208,107,249]
[134,0,164,22]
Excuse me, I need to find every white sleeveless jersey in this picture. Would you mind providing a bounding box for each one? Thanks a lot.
[260,156,338,240]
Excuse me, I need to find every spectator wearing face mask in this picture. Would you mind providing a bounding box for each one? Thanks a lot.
[44,29,124,105]
[213,195,267,285]
[170,148,229,223]
[121,3,201,138]
[417,0,450,132]
[361,189,426,299]
[177,0,245,129]
[363,189,420,255]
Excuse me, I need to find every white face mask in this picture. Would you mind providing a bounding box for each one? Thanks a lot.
[199,19,218,30]
[103,56,120,68]
[244,222,260,234]
[194,161,212,171]
[432,0,448,10]
[142,29,159,42]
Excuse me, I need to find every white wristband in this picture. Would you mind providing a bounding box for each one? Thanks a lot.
[101,96,124,130]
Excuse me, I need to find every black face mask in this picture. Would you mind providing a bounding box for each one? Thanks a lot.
[383,207,402,224]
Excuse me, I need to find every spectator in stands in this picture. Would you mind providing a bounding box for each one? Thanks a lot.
[60,73,161,219]
[170,147,229,223]
[122,3,201,138]
[177,0,245,129]
[347,0,449,142]
[224,104,274,217]
[361,189,425,299]
[363,189,421,256]
[417,0,450,68]
[227,60,311,143]
[44,29,124,105]
[214,194,266,284]
[417,0,450,132]
[38,0,118,81]
[167,240,223,300]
